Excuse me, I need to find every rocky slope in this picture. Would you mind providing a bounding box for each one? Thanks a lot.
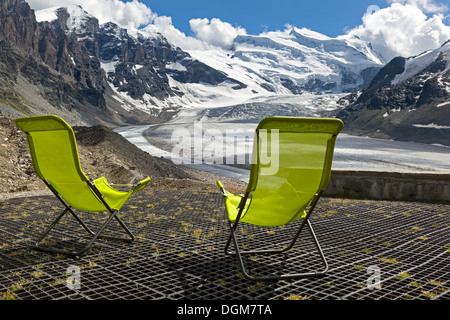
[0,116,246,195]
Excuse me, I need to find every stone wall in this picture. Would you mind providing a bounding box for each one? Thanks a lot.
[325,169,450,204]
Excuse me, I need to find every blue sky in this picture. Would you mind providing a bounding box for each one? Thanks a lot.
[140,0,389,37]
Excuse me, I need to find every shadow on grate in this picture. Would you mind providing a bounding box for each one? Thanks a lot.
[0,189,448,300]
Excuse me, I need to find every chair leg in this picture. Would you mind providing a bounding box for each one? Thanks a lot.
[33,181,135,257]
[226,219,328,281]
[224,192,328,280]
[33,206,134,257]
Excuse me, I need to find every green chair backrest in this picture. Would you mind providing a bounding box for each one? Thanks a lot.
[242,117,343,226]
[15,115,106,211]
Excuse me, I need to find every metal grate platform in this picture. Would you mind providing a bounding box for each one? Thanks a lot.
[0,189,448,300]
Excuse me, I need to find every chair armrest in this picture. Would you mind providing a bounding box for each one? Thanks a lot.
[132,177,151,192]
[216,180,226,194]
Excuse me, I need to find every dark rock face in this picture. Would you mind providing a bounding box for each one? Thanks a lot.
[0,0,40,56]
[0,1,109,121]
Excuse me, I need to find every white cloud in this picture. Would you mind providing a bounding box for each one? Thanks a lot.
[389,0,448,14]
[145,17,247,51]
[140,16,211,51]
[189,18,247,50]
[27,0,156,31]
[346,2,450,62]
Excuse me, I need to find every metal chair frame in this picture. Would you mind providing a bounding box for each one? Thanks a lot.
[34,180,139,257]
[222,190,328,281]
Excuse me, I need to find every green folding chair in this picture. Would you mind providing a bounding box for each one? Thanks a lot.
[15,115,151,257]
[217,116,343,280]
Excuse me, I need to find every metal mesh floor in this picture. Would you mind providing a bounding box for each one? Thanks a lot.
[0,189,448,300]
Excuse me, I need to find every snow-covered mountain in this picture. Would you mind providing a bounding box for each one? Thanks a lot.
[153,26,385,114]
[193,27,384,93]
[0,1,386,124]
[338,39,450,145]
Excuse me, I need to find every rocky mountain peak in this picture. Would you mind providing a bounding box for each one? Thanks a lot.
[0,0,242,125]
